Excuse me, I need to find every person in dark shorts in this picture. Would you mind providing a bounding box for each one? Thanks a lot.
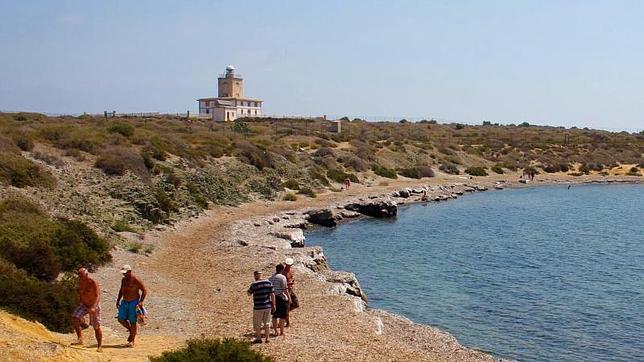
[247,271,275,343]
[268,264,289,336]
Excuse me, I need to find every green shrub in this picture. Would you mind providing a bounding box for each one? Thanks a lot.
[282,179,300,190]
[465,167,488,176]
[128,242,143,253]
[0,152,56,188]
[415,165,435,178]
[298,186,317,198]
[0,259,78,333]
[95,147,150,181]
[626,167,641,176]
[439,162,459,175]
[12,133,35,151]
[283,192,298,201]
[108,122,135,137]
[0,196,111,281]
[578,164,590,175]
[112,220,136,232]
[372,165,398,179]
[398,167,421,179]
[150,338,273,362]
[63,148,85,161]
[491,165,504,174]
[326,168,346,183]
[568,172,584,176]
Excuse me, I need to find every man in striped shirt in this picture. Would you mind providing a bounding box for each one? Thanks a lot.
[247,271,275,343]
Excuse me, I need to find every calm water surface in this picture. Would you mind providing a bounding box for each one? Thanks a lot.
[306,184,644,362]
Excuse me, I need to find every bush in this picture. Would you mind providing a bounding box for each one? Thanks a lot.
[0,152,56,188]
[416,166,435,178]
[0,259,78,333]
[234,141,274,170]
[64,148,85,161]
[626,167,641,176]
[12,133,35,151]
[282,179,300,190]
[95,147,150,181]
[372,165,398,179]
[465,167,488,176]
[108,122,135,137]
[578,164,590,175]
[399,166,435,179]
[0,196,111,281]
[150,338,274,362]
[283,192,298,201]
[439,162,459,175]
[112,220,136,232]
[491,165,504,174]
[298,186,317,198]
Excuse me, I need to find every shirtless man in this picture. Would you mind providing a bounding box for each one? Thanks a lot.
[72,268,102,352]
[116,264,147,347]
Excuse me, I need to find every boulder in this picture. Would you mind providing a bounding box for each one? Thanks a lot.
[326,271,368,303]
[345,200,397,218]
[305,209,337,227]
[271,229,305,247]
[398,189,411,198]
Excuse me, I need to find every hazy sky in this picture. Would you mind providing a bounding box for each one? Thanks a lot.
[1,1,643,131]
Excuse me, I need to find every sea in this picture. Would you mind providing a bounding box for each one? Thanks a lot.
[306,183,644,362]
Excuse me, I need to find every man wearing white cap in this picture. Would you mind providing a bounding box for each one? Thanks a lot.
[116,264,147,347]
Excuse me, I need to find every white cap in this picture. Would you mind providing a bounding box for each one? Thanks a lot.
[285,257,294,266]
[120,264,132,274]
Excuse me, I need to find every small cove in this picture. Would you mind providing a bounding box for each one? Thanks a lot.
[306,184,644,361]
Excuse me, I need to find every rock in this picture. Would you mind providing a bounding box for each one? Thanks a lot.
[253,222,261,227]
[398,189,411,198]
[326,271,368,303]
[272,217,281,223]
[340,210,362,219]
[494,185,504,190]
[271,229,305,247]
[302,247,328,272]
[235,239,248,246]
[284,221,308,229]
[345,200,397,218]
[305,209,337,227]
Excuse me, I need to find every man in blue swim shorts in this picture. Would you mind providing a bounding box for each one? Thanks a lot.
[116,264,147,347]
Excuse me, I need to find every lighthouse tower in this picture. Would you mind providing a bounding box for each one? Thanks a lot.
[217,65,243,98]
[197,65,263,122]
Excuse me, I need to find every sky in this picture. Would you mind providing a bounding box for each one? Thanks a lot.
[0,0,643,131]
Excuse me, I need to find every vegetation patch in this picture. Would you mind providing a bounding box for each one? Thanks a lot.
[150,338,274,362]
[465,167,488,176]
[0,152,56,188]
[372,165,398,179]
[439,162,460,175]
[0,195,112,332]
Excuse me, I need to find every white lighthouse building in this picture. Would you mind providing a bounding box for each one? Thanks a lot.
[197,65,263,122]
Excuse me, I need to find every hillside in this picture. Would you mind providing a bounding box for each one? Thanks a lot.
[1,112,641,237]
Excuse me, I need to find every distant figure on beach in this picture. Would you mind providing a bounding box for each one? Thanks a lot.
[421,190,428,202]
[282,258,299,327]
[568,185,571,189]
[269,264,290,336]
[116,264,147,347]
[72,268,103,352]
[247,271,275,343]
[344,177,351,190]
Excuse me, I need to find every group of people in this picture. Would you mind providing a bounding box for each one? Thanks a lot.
[72,264,147,352]
[247,257,299,343]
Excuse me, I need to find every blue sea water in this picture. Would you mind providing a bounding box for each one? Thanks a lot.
[306,184,644,362]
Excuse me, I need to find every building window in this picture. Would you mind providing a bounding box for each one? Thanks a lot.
[254,110,257,115]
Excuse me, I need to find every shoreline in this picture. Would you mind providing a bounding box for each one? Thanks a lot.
[10,173,638,361]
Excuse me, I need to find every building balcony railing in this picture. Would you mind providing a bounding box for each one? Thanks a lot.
[218,73,243,79]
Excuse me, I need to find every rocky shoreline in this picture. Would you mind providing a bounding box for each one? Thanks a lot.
[221,177,641,361]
